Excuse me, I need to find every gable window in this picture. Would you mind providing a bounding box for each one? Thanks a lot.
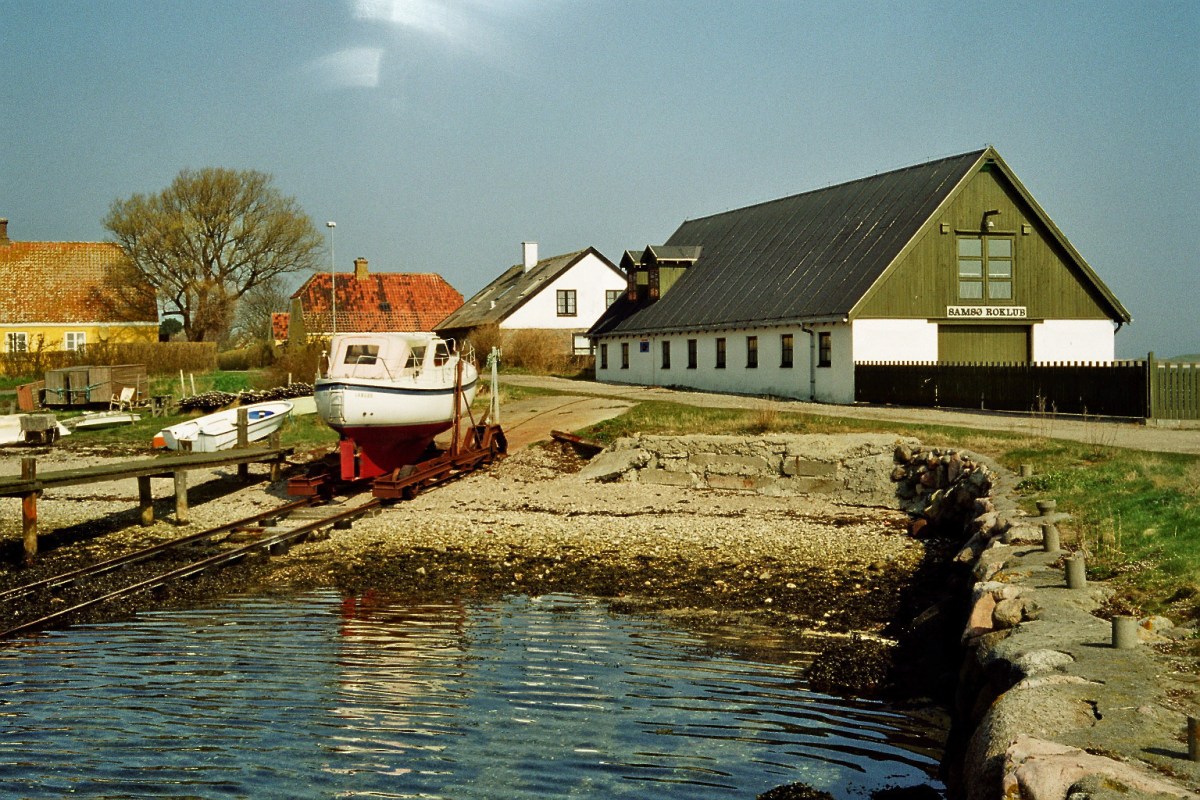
[746,336,758,368]
[600,343,608,370]
[958,236,1014,301]
[620,342,629,369]
[661,340,671,369]
[818,332,832,368]
[687,339,697,369]
[715,337,726,369]
[780,333,794,368]
[605,289,622,307]
[556,289,577,316]
[5,332,27,353]
[64,332,86,352]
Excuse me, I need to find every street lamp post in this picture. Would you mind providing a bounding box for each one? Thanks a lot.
[326,221,336,337]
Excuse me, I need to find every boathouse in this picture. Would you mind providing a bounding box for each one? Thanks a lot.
[589,148,1131,404]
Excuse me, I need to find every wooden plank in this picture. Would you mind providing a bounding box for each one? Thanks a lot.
[0,446,294,497]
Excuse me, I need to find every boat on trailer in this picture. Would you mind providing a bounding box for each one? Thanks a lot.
[314,332,478,480]
[152,400,293,452]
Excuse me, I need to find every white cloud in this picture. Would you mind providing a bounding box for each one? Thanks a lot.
[307,47,384,89]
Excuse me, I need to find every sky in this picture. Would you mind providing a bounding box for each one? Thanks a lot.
[2,0,1197,358]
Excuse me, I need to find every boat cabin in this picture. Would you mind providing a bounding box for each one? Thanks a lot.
[325,333,456,381]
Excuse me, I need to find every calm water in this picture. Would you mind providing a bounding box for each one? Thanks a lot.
[0,592,943,799]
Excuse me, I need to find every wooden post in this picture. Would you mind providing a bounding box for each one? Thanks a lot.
[21,457,37,564]
[174,470,189,525]
[269,430,282,483]
[237,407,249,481]
[138,475,154,526]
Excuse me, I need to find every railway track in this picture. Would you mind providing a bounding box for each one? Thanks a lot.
[0,495,381,639]
[1,422,506,640]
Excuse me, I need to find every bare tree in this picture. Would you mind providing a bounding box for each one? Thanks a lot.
[229,275,291,348]
[104,168,323,342]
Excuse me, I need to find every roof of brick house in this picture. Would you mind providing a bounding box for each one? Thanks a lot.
[0,219,158,324]
[293,258,463,334]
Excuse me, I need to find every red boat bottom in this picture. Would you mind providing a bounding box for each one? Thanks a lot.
[336,422,451,480]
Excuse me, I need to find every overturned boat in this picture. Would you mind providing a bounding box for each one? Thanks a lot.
[152,400,293,452]
[314,332,478,480]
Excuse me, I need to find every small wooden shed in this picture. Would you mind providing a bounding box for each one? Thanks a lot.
[43,365,148,407]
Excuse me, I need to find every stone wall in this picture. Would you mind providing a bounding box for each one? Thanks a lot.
[578,432,921,507]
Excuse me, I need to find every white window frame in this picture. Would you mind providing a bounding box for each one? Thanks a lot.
[64,331,87,352]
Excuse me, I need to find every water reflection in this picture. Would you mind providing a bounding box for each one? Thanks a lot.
[0,592,943,798]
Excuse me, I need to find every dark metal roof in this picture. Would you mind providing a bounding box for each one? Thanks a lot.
[593,149,987,336]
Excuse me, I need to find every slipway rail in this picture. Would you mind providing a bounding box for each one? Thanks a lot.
[0,445,293,563]
[0,495,379,639]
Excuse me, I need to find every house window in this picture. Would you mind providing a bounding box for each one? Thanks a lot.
[573,335,592,356]
[687,339,697,369]
[5,332,27,353]
[780,333,794,368]
[64,332,86,352]
[606,289,621,307]
[746,336,758,368]
[661,340,671,369]
[818,332,832,368]
[715,337,726,369]
[958,236,1013,301]
[620,342,630,369]
[556,289,577,316]
[600,343,609,370]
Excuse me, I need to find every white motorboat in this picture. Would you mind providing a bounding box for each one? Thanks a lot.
[152,400,293,452]
[314,332,477,479]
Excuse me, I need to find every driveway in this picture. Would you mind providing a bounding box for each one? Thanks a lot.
[500,375,1200,456]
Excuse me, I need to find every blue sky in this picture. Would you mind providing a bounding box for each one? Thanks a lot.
[3,0,1197,358]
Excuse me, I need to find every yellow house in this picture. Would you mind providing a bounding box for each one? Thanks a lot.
[0,218,159,354]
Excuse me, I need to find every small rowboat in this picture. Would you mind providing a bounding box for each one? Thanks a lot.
[152,400,293,452]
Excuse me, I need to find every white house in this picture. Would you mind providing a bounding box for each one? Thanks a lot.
[590,147,1130,403]
[437,243,627,355]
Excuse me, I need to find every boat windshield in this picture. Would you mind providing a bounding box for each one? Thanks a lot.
[343,344,379,365]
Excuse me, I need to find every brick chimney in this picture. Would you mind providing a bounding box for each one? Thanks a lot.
[0,218,9,245]
[522,241,538,272]
[354,257,368,280]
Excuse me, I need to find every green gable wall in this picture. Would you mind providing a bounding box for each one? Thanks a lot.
[855,164,1116,322]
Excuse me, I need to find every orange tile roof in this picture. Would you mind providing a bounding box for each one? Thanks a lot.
[272,312,290,341]
[0,240,158,324]
[295,271,463,334]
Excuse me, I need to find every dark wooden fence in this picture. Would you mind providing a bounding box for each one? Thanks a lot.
[855,353,1199,421]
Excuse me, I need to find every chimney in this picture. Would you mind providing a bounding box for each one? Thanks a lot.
[354,257,368,280]
[522,241,538,272]
[0,218,9,245]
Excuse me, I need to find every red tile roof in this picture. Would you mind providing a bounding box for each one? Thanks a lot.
[272,312,290,341]
[0,240,158,324]
[295,271,463,334]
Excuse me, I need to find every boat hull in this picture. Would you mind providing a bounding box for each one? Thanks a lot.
[314,377,477,480]
[153,401,292,452]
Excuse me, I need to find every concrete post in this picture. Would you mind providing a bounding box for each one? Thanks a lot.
[1041,522,1060,553]
[1036,498,1057,515]
[1020,464,1033,478]
[1065,554,1086,589]
[1111,615,1138,649]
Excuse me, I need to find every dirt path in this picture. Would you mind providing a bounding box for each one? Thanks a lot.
[500,375,1200,455]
